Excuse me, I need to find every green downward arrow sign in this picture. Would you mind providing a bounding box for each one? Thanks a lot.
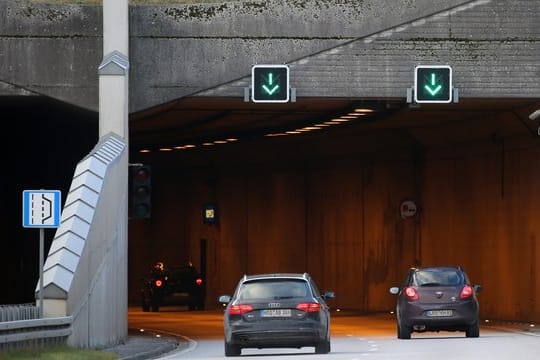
[424,73,442,96]
[262,73,279,95]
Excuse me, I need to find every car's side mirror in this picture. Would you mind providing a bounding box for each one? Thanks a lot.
[389,287,400,295]
[323,291,335,299]
[474,285,482,293]
[218,295,231,304]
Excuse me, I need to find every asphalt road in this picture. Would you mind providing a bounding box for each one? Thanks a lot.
[126,306,540,360]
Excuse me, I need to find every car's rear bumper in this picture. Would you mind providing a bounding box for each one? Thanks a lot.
[227,321,327,348]
[399,300,479,331]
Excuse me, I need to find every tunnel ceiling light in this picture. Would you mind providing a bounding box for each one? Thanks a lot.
[353,108,375,113]
[146,103,387,152]
[529,109,540,120]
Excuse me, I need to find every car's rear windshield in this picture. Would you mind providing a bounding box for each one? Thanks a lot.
[238,279,309,300]
[412,269,464,286]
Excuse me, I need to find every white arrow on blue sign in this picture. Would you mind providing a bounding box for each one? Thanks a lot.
[22,190,61,228]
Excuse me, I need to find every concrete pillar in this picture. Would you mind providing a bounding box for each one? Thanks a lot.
[99,0,129,139]
[97,0,129,344]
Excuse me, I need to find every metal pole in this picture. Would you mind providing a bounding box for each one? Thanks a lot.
[39,228,44,318]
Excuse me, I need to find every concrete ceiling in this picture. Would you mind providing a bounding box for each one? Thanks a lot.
[130,97,540,159]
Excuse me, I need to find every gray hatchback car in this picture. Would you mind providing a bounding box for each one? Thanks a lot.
[218,273,334,356]
[390,266,482,339]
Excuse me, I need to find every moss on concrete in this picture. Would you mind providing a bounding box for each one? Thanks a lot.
[27,0,241,4]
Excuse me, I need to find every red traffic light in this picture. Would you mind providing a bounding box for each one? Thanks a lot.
[131,165,152,219]
[134,167,150,183]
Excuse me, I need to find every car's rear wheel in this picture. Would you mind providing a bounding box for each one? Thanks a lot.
[397,322,411,339]
[224,341,241,357]
[466,322,480,338]
[150,301,160,312]
[315,339,331,354]
[150,294,160,312]
[141,301,150,312]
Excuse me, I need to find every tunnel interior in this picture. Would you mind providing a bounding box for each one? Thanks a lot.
[1,96,98,304]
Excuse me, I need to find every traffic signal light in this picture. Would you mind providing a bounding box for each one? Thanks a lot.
[414,65,452,103]
[251,64,290,103]
[131,165,151,219]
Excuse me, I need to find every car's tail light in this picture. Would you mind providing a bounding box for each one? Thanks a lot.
[155,279,163,287]
[296,302,321,313]
[459,285,473,299]
[195,278,203,286]
[229,304,253,315]
[404,287,419,300]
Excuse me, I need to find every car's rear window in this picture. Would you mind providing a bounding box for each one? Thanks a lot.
[412,269,463,286]
[238,279,309,300]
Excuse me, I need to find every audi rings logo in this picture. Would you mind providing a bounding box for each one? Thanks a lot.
[268,302,281,308]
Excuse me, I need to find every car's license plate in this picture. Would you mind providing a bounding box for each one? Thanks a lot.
[262,309,291,317]
[426,309,453,317]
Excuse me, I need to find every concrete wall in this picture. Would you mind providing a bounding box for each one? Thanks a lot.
[41,134,128,348]
[0,2,102,108]
[2,0,474,112]
[130,116,540,322]
[1,0,538,112]
[202,0,540,99]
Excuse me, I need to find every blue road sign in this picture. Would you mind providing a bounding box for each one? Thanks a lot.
[23,190,61,228]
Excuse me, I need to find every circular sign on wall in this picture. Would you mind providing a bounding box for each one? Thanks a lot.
[400,200,417,219]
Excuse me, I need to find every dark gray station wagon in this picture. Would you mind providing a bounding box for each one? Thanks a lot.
[219,273,334,356]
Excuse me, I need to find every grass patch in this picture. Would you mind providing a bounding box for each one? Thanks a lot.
[1,345,118,360]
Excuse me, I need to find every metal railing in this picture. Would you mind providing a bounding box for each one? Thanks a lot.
[0,303,39,322]
[0,304,72,351]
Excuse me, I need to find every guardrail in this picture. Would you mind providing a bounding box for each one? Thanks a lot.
[0,304,72,351]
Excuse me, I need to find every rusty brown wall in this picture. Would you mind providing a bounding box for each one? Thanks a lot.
[129,136,540,322]
[421,139,540,322]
